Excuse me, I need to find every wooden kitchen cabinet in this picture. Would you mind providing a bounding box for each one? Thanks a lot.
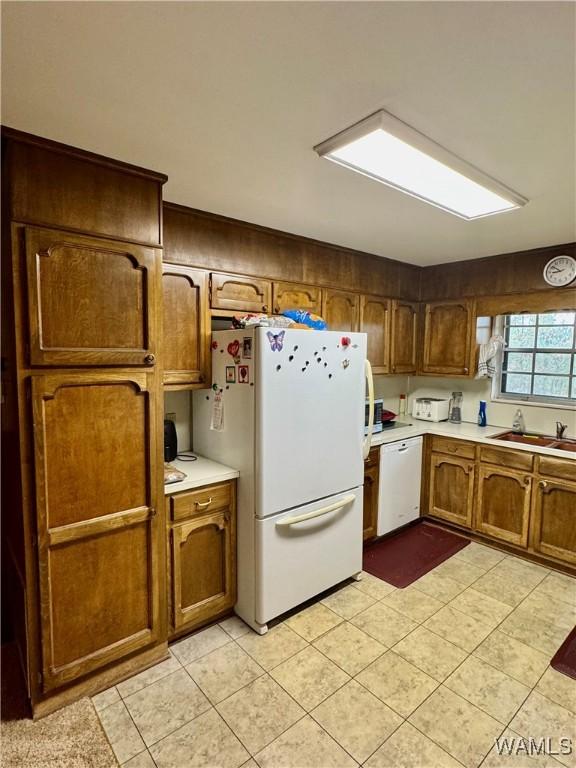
[162,264,210,388]
[273,281,322,315]
[421,299,475,376]
[210,272,272,313]
[390,300,418,374]
[475,465,532,547]
[323,289,360,332]
[360,296,390,374]
[363,447,380,540]
[428,452,475,528]
[24,226,161,368]
[169,481,237,636]
[531,479,576,565]
[31,372,163,691]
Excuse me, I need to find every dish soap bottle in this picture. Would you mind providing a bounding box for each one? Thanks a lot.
[512,408,525,434]
[478,400,487,427]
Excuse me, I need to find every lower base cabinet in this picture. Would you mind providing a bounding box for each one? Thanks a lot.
[167,480,237,637]
[475,466,532,547]
[363,447,379,540]
[428,452,474,528]
[531,478,576,565]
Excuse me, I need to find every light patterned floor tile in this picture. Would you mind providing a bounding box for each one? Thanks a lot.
[284,601,343,641]
[216,676,305,755]
[432,558,486,587]
[445,655,530,723]
[499,556,550,581]
[123,668,210,747]
[471,570,533,608]
[92,685,120,712]
[311,679,402,763]
[97,700,146,764]
[356,650,438,717]
[117,653,181,698]
[473,631,549,687]
[122,750,157,768]
[254,715,357,768]
[409,686,504,768]
[499,608,569,656]
[381,585,444,622]
[535,666,576,714]
[454,542,507,571]
[149,707,249,768]
[219,615,251,640]
[534,572,576,606]
[240,761,258,768]
[312,620,385,675]
[352,572,397,600]
[186,641,265,704]
[448,588,513,628]
[515,590,576,632]
[509,691,576,768]
[321,584,376,619]
[423,604,493,652]
[236,623,308,671]
[270,646,349,710]
[350,602,417,647]
[364,721,464,768]
[482,727,566,767]
[411,572,466,603]
[392,626,467,682]
[171,624,231,665]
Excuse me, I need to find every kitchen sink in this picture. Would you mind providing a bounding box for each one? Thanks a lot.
[494,431,576,452]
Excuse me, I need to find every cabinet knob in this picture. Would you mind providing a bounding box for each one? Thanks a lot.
[463,367,469,374]
[149,507,156,518]
[274,306,280,314]
[262,305,269,313]
[524,476,531,486]
[538,480,548,490]
[392,365,396,372]
[144,353,156,365]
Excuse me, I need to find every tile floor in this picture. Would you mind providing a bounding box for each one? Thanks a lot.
[94,543,576,768]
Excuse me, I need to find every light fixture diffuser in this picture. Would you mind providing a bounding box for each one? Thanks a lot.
[314,110,528,220]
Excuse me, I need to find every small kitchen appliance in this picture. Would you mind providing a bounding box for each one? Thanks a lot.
[164,419,178,462]
[412,397,449,422]
[365,400,396,434]
[448,392,463,424]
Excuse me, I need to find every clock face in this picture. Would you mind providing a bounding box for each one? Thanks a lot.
[543,255,576,287]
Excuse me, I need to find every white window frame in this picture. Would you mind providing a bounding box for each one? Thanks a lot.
[491,314,576,411]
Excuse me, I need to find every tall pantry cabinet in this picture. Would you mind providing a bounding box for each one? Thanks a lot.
[1,129,168,716]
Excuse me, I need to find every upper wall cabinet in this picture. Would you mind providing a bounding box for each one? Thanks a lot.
[210,272,272,314]
[162,265,210,388]
[360,296,390,374]
[421,299,475,376]
[272,282,322,315]
[323,289,360,332]
[24,226,161,368]
[390,300,418,375]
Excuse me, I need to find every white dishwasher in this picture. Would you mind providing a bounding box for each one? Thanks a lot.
[377,436,423,536]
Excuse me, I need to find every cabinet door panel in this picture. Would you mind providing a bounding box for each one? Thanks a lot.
[390,301,418,374]
[323,290,360,332]
[422,300,473,376]
[172,505,236,631]
[273,282,322,315]
[363,451,379,540]
[25,226,160,367]
[163,265,210,387]
[32,373,162,691]
[429,454,474,527]
[360,297,390,374]
[211,273,271,313]
[476,467,531,547]
[531,480,576,564]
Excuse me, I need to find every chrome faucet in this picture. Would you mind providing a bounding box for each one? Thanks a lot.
[556,421,568,439]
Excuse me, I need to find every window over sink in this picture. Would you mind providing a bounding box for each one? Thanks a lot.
[494,311,576,406]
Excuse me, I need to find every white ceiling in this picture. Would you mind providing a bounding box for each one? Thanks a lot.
[2,1,575,266]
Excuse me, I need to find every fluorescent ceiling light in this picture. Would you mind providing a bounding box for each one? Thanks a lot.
[314,110,528,220]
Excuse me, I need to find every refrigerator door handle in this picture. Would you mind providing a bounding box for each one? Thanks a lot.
[276,493,356,527]
[363,359,375,460]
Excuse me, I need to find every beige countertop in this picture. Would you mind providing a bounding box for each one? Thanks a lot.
[164,455,239,495]
[370,420,575,459]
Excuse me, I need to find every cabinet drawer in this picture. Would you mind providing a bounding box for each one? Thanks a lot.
[430,436,475,460]
[364,446,380,469]
[538,456,576,483]
[479,446,534,472]
[170,482,232,522]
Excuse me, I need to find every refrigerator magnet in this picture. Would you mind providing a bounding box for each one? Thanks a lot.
[227,339,241,363]
[242,337,252,359]
[225,366,236,383]
[238,365,249,384]
[210,390,224,431]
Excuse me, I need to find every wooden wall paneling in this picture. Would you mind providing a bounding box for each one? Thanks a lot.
[476,287,576,316]
[2,128,166,247]
[162,264,210,388]
[360,296,390,374]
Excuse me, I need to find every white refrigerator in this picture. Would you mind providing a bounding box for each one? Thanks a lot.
[193,327,373,634]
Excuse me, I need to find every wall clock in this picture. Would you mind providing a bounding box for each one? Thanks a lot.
[543,255,576,287]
